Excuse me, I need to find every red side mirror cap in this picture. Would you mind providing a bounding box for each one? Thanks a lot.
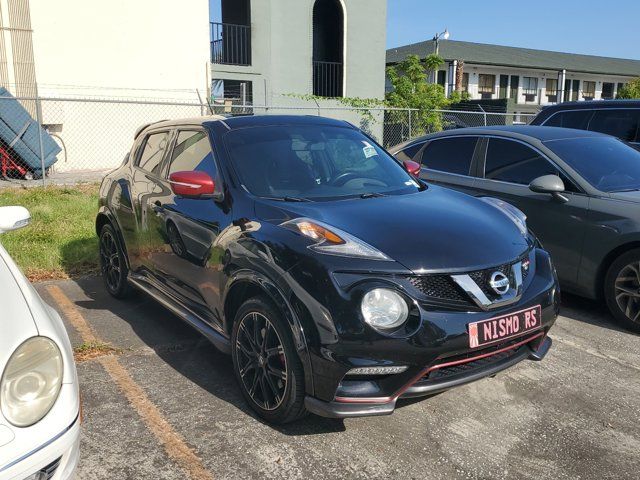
[169,171,215,197]
[403,160,421,176]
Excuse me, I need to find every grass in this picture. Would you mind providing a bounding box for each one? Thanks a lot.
[73,341,121,362]
[0,184,100,281]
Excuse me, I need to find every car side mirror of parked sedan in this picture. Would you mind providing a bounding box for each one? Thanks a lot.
[0,206,30,233]
[529,175,568,203]
[403,160,421,176]
[169,171,222,201]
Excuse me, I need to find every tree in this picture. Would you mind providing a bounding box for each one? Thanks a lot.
[617,78,640,99]
[385,54,449,136]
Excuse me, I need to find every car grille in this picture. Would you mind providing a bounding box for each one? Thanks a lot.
[37,457,62,480]
[408,252,531,309]
[418,335,536,384]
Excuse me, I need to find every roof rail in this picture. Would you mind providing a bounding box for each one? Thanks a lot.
[134,119,169,139]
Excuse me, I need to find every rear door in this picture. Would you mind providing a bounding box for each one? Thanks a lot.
[124,129,174,273]
[415,135,481,195]
[472,136,590,289]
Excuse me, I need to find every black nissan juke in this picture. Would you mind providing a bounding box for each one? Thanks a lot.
[96,115,558,424]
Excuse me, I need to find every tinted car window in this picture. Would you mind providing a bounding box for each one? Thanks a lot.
[485,138,559,185]
[138,131,171,174]
[588,110,640,143]
[544,110,593,130]
[394,143,423,163]
[224,125,420,200]
[420,137,477,175]
[169,130,217,178]
[546,137,640,192]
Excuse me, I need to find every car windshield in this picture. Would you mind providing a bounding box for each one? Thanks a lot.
[545,136,640,192]
[224,125,420,200]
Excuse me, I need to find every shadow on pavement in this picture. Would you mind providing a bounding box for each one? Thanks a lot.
[72,275,346,435]
[559,293,638,335]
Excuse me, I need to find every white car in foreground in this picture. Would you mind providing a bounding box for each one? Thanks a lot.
[0,206,80,479]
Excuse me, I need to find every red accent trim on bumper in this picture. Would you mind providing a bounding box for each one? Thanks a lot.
[334,331,545,404]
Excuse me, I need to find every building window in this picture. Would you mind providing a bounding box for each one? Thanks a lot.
[461,72,469,92]
[601,82,614,99]
[312,0,344,97]
[522,77,538,101]
[545,78,558,102]
[583,81,596,100]
[617,82,625,96]
[478,74,495,98]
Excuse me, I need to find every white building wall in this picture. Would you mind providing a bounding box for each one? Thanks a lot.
[25,0,210,172]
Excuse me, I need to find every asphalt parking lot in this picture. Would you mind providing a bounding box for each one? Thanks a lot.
[35,276,640,480]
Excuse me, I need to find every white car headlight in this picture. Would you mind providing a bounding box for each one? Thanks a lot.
[479,197,528,236]
[361,288,409,330]
[280,217,392,261]
[1,337,63,427]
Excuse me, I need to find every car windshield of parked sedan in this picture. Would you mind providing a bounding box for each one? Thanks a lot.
[546,136,640,192]
[224,125,420,200]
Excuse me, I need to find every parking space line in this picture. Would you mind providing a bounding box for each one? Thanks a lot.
[46,284,97,343]
[46,283,215,480]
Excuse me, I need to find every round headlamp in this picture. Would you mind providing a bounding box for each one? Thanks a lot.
[361,288,409,330]
[1,337,63,427]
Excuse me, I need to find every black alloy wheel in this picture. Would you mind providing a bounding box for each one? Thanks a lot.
[99,223,130,298]
[605,248,640,333]
[231,296,307,423]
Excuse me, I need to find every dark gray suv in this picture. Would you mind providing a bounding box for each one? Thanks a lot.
[392,125,640,332]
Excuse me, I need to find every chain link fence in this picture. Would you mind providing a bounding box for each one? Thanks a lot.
[0,95,537,187]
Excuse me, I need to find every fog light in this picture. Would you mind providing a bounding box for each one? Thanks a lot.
[346,365,408,376]
[361,288,409,330]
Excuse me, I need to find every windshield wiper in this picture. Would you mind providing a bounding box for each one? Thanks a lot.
[282,196,312,202]
[360,192,386,199]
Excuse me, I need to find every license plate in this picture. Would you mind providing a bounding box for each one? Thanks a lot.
[468,305,541,348]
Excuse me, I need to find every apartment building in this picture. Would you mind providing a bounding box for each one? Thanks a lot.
[210,0,387,106]
[387,40,640,113]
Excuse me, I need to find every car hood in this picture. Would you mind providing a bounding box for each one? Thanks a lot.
[255,185,530,272]
[0,245,38,361]
[608,190,640,203]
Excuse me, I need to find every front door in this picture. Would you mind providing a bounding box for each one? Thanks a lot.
[143,129,232,328]
[472,137,590,290]
[510,75,519,101]
[499,75,509,99]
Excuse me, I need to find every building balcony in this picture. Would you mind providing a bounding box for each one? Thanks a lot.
[210,22,251,66]
[313,61,343,97]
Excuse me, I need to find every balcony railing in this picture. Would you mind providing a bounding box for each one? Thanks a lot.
[313,61,343,97]
[210,22,251,66]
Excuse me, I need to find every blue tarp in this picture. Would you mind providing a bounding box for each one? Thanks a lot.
[0,87,60,173]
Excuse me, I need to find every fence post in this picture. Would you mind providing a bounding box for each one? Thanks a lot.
[478,104,487,126]
[35,86,46,187]
[408,108,412,139]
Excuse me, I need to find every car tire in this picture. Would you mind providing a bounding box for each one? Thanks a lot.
[231,296,307,424]
[99,223,131,299]
[604,249,640,333]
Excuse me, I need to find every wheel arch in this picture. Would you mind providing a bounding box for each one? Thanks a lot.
[96,207,130,269]
[223,272,315,396]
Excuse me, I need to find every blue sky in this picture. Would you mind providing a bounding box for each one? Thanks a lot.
[210,0,640,60]
[388,0,639,59]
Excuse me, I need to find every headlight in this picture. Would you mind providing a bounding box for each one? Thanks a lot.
[1,337,63,427]
[479,197,528,236]
[361,288,409,330]
[280,217,391,261]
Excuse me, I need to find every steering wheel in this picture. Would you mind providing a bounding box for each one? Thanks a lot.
[329,172,363,186]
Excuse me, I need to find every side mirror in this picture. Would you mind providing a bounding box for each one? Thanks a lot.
[403,159,421,176]
[169,171,217,199]
[529,175,568,203]
[0,206,30,234]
